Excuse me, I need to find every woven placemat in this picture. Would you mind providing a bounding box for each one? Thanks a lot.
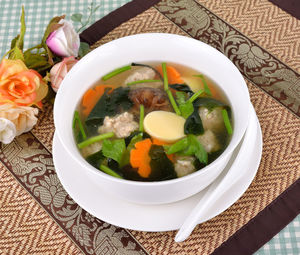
[0,0,299,254]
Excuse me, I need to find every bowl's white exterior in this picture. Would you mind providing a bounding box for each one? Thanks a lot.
[54,33,250,205]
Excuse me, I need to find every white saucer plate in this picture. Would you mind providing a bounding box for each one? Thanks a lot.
[53,106,262,232]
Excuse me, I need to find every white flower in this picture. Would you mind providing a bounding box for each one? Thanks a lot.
[0,104,38,136]
[46,19,80,57]
[0,118,16,144]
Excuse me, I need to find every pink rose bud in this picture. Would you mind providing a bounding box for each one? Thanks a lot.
[50,56,78,92]
[46,20,80,57]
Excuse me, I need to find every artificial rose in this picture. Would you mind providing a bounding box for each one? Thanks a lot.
[0,103,38,136]
[49,56,78,92]
[46,19,80,57]
[0,59,48,107]
[0,117,16,144]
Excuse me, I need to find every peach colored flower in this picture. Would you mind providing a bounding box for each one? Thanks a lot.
[50,56,78,92]
[0,59,48,107]
[0,103,38,136]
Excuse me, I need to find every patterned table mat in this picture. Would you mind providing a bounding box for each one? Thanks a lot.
[0,0,300,254]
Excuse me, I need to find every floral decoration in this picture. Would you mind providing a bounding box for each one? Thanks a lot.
[0,4,99,144]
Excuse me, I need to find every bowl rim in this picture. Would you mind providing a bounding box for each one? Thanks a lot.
[54,32,251,187]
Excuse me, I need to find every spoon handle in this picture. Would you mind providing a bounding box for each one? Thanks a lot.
[175,108,256,242]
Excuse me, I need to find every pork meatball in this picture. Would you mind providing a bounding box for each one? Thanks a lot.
[81,142,102,158]
[197,129,221,153]
[98,112,139,138]
[174,156,195,177]
[124,67,163,88]
[198,107,226,134]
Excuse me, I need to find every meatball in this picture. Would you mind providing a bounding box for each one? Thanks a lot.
[81,142,102,158]
[198,106,226,134]
[124,67,163,88]
[197,129,221,153]
[174,156,195,177]
[98,112,139,138]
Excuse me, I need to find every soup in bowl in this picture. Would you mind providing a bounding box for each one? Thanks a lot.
[54,33,250,204]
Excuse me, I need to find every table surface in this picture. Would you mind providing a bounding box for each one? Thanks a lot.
[0,0,299,254]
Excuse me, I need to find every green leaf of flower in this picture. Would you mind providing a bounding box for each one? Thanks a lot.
[15,6,26,50]
[23,52,51,72]
[9,47,24,61]
[78,42,90,58]
[7,6,26,61]
[71,13,83,22]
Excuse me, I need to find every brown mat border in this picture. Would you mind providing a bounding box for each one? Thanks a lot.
[268,0,300,19]
[79,0,300,254]
[212,178,300,255]
[80,0,161,45]
[0,131,149,255]
[1,1,298,254]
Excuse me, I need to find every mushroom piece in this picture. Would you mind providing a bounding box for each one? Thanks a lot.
[129,87,172,115]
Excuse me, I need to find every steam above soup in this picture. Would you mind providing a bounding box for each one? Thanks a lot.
[73,62,233,181]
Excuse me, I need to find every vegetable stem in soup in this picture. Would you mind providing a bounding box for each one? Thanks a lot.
[74,62,233,181]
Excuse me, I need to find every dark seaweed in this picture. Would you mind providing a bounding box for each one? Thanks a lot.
[85,87,133,134]
[170,84,194,96]
[184,109,204,135]
[124,131,151,146]
[193,97,228,111]
[86,150,104,169]
[148,145,177,181]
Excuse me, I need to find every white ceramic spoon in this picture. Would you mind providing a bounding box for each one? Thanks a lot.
[175,107,257,242]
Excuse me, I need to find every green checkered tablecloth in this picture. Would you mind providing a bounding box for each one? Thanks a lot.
[0,0,130,57]
[0,1,299,254]
[256,217,300,255]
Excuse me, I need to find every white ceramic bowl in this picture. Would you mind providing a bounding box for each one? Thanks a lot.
[54,33,250,205]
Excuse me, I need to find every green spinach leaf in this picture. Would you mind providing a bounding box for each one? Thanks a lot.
[121,132,144,167]
[166,137,189,155]
[166,135,208,165]
[176,91,194,119]
[102,139,126,165]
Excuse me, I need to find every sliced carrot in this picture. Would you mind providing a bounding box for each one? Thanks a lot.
[157,65,184,84]
[130,139,152,178]
[81,85,114,116]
